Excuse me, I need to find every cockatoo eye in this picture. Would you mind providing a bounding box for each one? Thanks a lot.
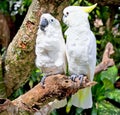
[63,12,69,18]
[50,19,54,22]
[66,12,69,15]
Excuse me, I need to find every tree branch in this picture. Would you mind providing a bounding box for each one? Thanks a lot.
[0,75,96,113]
[0,42,115,114]
[95,42,114,74]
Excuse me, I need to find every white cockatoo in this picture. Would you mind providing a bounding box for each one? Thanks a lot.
[35,13,67,110]
[63,4,97,109]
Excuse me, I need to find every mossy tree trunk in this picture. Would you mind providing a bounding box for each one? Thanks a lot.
[4,0,40,96]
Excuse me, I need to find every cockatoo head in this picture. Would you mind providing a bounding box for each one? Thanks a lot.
[63,4,97,27]
[39,13,60,32]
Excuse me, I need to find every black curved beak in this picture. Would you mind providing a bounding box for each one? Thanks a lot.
[40,18,48,31]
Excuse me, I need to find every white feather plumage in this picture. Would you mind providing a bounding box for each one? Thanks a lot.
[35,13,67,109]
[63,6,96,109]
[35,13,66,75]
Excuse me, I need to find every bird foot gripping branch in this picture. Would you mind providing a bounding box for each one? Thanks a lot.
[70,74,85,85]
[0,74,96,113]
[42,74,97,99]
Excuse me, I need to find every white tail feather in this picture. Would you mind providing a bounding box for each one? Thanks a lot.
[71,87,92,109]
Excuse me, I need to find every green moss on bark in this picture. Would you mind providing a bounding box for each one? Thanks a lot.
[4,0,40,96]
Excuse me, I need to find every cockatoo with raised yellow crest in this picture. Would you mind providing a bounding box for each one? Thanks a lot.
[35,13,67,110]
[63,4,97,109]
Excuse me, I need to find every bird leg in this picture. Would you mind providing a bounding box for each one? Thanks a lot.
[40,74,48,86]
[78,74,84,85]
[70,74,78,81]
[40,72,62,86]
[70,74,85,85]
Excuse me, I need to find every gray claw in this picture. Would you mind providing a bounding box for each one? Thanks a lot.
[40,75,47,86]
[70,74,78,82]
[70,74,85,85]
[78,74,84,85]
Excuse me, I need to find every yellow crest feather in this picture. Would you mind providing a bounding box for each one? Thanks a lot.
[79,3,97,13]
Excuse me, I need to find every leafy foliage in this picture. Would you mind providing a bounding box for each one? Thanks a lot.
[0,0,32,15]
[92,66,119,114]
[98,101,120,115]
[106,89,120,104]
[0,0,9,14]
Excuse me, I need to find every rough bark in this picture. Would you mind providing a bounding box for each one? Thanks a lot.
[12,75,95,111]
[4,0,40,96]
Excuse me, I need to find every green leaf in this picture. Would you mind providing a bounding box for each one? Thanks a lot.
[66,98,72,113]
[96,40,101,44]
[106,89,120,103]
[36,69,41,73]
[37,76,40,82]
[50,109,58,115]
[31,74,37,82]
[97,95,106,102]
[100,66,118,83]
[98,100,120,115]
[93,66,118,102]
[102,78,114,90]
[13,88,24,98]
[91,106,98,115]
[96,10,101,17]
[73,1,80,6]
[23,0,32,6]
[75,108,83,115]
[29,80,33,89]
[70,0,75,4]
[92,82,106,102]
[78,0,82,4]
[17,88,24,95]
